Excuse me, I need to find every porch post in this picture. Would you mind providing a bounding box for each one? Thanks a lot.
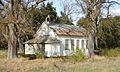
[68,39,71,52]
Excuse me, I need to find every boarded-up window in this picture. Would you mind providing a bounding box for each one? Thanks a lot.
[65,39,69,50]
[81,40,84,48]
[71,39,74,50]
[76,40,79,48]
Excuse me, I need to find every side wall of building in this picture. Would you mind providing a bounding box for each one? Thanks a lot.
[45,44,60,57]
[25,44,38,54]
[25,43,61,57]
[59,36,90,56]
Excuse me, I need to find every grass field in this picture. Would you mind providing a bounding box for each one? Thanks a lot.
[0,50,120,72]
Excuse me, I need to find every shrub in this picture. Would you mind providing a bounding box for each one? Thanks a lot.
[101,48,120,57]
[63,48,86,62]
[35,51,44,59]
[71,48,86,61]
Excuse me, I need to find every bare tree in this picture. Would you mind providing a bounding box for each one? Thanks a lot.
[60,0,80,23]
[75,0,120,56]
[61,0,75,17]
[0,0,45,59]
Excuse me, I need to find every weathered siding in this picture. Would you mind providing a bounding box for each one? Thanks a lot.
[25,43,61,57]
[59,36,89,56]
[45,44,60,57]
[25,36,89,57]
[25,44,36,54]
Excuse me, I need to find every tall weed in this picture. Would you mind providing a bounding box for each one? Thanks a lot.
[101,48,120,57]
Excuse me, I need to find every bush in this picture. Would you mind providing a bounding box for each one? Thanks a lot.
[35,51,44,59]
[101,48,120,57]
[63,48,86,62]
[71,48,86,61]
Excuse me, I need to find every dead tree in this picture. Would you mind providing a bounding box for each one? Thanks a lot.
[0,0,45,59]
[75,0,120,56]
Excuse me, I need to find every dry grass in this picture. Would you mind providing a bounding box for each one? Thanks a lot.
[0,50,120,72]
[0,50,7,59]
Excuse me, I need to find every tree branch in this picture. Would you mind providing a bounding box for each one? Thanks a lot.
[2,33,8,41]
[0,0,4,6]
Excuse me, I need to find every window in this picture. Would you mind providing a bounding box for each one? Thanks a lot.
[65,39,69,50]
[81,40,84,48]
[47,18,50,21]
[76,40,79,48]
[71,39,74,50]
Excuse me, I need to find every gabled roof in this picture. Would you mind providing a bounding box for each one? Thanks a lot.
[24,22,86,44]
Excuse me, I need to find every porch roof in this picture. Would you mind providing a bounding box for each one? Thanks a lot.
[24,36,60,44]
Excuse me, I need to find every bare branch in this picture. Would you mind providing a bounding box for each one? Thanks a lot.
[0,0,4,6]
[105,1,120,5]
[2,33,8,41]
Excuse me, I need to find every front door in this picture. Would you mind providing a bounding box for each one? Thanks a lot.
[51,44,58,56]
[52,45,57,56]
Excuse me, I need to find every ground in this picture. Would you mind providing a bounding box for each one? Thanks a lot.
[0,50,120,72]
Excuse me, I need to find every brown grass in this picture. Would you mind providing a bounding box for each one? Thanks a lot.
[0,50,120,72]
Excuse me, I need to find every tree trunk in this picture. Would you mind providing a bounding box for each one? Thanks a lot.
[94,18,99,50]
[7,24,17,59]
[18,38,24,54]
[88,31,94,57]
[94,32,98,50]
